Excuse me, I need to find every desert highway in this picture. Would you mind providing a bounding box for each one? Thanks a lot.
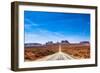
[36,45,74,61]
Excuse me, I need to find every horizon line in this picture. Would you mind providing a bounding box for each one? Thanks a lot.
[24,40,90,44]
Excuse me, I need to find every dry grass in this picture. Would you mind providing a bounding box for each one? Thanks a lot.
[61,44,90,59]
[24,44,58,61]
[24,44,90,61]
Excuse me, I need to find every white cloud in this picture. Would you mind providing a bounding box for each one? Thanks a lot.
[25,18,39,26]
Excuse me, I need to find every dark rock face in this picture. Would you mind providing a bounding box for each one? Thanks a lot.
[80,41,90,45]
[46,41,53,45]
[25,43,42,47]
[61,40,70,44]
[80,41,89,44]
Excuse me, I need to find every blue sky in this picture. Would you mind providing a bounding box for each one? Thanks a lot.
[24,11,90,44]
